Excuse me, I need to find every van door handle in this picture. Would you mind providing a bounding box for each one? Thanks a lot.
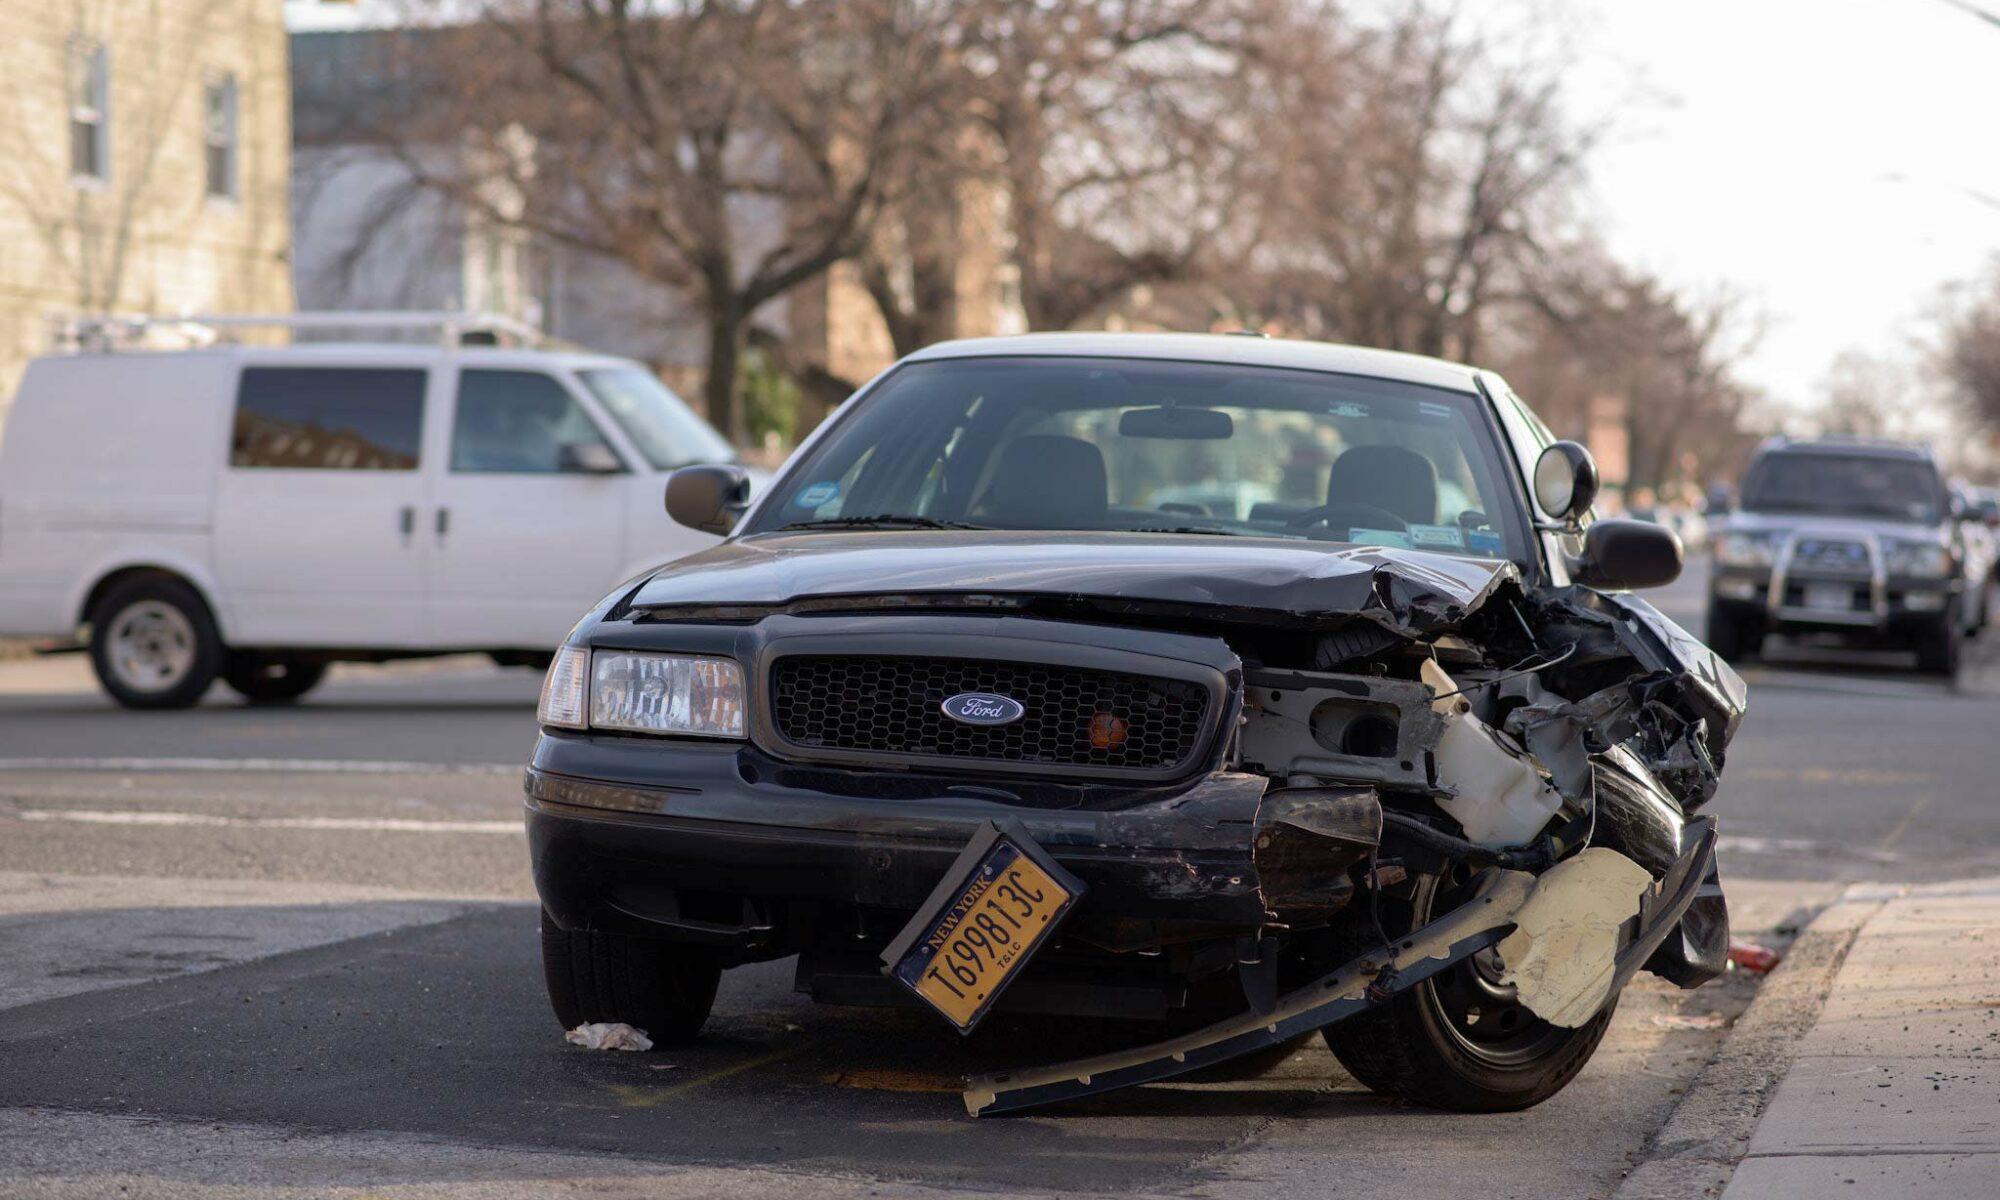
[435,506,450,543]
[398,505,415,543]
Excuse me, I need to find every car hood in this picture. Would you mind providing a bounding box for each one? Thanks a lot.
[1721,510,1945,544]
[625,531,1522,636]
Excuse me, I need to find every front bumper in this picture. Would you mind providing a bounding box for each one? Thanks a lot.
[1711,563,1955,633]
[526,732,1377,960]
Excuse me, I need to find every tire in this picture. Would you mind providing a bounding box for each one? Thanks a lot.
[223,655,328,705]
[1704,601,1761,663]
[1915,608,1962,677]
[540,909,721,1045]
[1321,870,1616,1112]
[87,576,224,710]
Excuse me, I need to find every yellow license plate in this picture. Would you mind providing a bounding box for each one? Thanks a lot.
[886,830,1080,1033]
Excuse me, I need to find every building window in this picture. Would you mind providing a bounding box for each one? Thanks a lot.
[68,39,109,183]
[203,74,237,199]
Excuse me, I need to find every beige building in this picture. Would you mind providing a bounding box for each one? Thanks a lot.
[0,0,292,424]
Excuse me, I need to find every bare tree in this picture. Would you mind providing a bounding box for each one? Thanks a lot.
[364,0,957,439]
[1940,259,2000,432]
[1216,3,1599,361]
[1495,253,1762,494]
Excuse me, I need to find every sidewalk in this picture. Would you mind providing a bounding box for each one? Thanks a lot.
[1719,877,2000,1197]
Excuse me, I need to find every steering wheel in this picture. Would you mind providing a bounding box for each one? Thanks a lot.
[1283,501,1411,533]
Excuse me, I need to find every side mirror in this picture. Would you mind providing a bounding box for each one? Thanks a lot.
[559,441,623,474]
[1532,441,1600,523]
[665,463,751,536]
[1570,517,1683,590]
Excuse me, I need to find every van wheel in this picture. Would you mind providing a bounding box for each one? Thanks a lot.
[1321,869,1616,1112]
[223,655,328,705]
[88,577,223,709]
[540,910,720,1046]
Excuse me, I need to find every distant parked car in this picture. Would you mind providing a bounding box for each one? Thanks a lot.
[1952,482,1999,632]
[1707,437,1975,674]
[0,312,753,708]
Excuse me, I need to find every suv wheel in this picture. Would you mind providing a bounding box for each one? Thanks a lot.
[88,577,224,709]
[1321,869,1616,1112]
[1916,606,1963,676]
[1704,602,1761,662]
[540,910,721,1045]
[222,654,329,705]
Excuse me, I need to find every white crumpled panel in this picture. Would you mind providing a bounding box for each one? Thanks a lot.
[1497,847,1652,1027]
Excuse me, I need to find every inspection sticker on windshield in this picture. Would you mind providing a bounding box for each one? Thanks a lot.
[792,481,840,508]
[881,821,1083,1034]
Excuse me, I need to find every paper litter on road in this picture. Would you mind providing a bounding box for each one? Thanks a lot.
[565,1022,654,1051]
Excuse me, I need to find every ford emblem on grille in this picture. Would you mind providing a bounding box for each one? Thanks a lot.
[941,692,1025,726]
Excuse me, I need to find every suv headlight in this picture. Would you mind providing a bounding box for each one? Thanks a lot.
[536,647,748,738]
[1713,532,1775,567]
[1884,540,1953,578]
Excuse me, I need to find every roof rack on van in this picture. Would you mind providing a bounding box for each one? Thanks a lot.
[48,310,549,353]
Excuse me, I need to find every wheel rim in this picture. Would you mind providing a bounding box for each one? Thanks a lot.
[1417,872,1575,1067]
[106,601,197,693]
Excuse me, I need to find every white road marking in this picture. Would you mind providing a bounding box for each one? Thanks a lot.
[1718,834,1902,862]
[0,757,519,775]
[15,809,522,835]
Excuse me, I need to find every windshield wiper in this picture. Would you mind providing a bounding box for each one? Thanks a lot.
[1123,525,1259,537]
[777,514,992,532]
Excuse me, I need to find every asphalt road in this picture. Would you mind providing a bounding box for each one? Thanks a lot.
[1,556,1995,1197]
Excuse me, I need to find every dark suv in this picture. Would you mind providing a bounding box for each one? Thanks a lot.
[527,333,1742,1117]
[1707,438,1972,673]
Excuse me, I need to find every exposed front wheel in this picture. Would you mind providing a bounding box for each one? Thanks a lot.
[87,577,224,710]
[223,655,328,705]
[1321,870,1616,1112]
[540,910,721,1045]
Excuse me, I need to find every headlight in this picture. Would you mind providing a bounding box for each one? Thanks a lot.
[1884,540,1953,578]
[537,645,590,730]
[1713,532,1775,567]
[590,651,747,738]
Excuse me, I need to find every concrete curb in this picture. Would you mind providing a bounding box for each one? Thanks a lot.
[1612,890,1890,1200]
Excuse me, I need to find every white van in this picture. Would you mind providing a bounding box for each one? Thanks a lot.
[0,314,750,708]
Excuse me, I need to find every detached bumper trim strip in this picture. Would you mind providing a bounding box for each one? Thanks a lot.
[963,868,1537,1117]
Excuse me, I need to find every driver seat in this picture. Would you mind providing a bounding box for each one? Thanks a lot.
[978,434,1109,528]
[1326,445,1438,526]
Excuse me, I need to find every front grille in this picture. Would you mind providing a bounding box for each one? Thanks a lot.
[1792,538,1871,573]
[768,655,1212,775]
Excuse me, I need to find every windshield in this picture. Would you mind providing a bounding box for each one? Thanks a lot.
[1741,453,1944,523]
[746,356,1529,561]
[577,367,736,470]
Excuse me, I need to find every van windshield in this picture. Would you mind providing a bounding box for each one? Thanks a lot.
[745,356,1528,562]
[577,367,736,470]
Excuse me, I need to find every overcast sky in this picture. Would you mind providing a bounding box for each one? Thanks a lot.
[1565,0,2000,411]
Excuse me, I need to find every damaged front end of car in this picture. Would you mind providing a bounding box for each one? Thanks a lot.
[529,537,1744,1116]
[933,551,1741,1115]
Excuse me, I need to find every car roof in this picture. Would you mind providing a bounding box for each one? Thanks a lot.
[1758,436,1934,462]
[903,332,1486,394]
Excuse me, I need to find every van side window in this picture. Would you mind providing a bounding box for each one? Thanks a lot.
[231,368,426,470]
[451,370,616,474]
